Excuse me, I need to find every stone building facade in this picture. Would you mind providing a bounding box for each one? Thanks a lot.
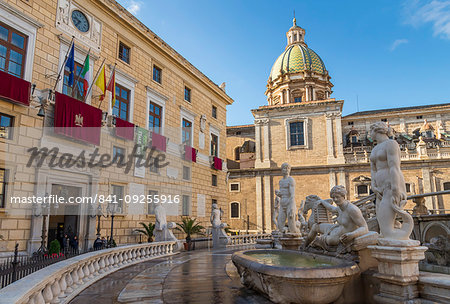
[0,0,232,256]
[226,19,450,232]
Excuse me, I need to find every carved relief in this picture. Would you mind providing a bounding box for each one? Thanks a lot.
[56,0,102,51]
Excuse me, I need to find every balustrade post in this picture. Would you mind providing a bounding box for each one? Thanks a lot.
[93,258,100,273]
[64,272,74,295]
[98,256,106,273]
[88,261,95,279]
[77,265,85,284]
[42,282,54,303]
[31,291,45,304]
[57,274,68,299]
[50,279,61,303]
[113,253,120,267]
[108,254,115,270]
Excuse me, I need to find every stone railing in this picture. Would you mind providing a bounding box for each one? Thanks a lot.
[0,241,177,304]
[345,151,450,163]
[225,233,272,246]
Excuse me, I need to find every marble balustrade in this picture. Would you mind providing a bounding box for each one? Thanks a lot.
[0,241,178,304]
[224,234,272,246]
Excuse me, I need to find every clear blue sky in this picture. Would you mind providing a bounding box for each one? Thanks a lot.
[117,0,450,126]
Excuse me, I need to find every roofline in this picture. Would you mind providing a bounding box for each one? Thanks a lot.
[227,124,255,129]
[252,99,343,113]
[98,0,234,105]
[343,102,450,118]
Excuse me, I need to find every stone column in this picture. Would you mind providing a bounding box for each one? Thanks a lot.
[255,120,262,166]
[369,239,427,304]
[262,119,270,166]
[421,168,434,210]
[255,175,263,231]
[325,113,335,163]
[263,175,272,233]
[334,114,345,163]
[286,88,290,103]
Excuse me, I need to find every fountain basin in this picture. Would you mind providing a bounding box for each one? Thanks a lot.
[232,249,360,304]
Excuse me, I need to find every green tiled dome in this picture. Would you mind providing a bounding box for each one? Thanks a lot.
[270,44,326,80]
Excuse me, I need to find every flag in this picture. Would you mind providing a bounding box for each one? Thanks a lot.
[65,43,75,87]
[94,64,106,101]
[80,54,90,98]
[106,67,116,107]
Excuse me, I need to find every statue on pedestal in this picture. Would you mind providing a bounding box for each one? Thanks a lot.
[305,185,368,251]
[211,203,229,248]
[276,163,300,234]
[369,122,414,240]
[154,203,178,245]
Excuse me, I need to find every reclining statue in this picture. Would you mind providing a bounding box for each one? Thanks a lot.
[305,185,369,252]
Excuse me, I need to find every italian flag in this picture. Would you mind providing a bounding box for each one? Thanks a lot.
[80,54,90,98]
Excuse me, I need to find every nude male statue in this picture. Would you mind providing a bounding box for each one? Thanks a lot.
[276,163,300,234]
[369,122,413,240]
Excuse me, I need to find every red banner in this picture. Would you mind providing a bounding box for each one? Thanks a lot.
[54,92,102,145]
[151,132,166,152]
[0,69,30,106]
[115,117,134,141]
[213,156,222,170]
[184,145,197,162]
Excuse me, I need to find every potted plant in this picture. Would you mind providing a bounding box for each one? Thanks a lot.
[176,217,204,251]
[135,222,155,243]
[49,239,61,257]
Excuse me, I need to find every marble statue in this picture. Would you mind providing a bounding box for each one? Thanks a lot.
[272,190,281,230]
[211,203,229,248]
[276,163,300,234]
[305,185,368,251]
[369,122,414,240]
[412,197,428,215]
[296,200,307,234]
[154,203,178,244]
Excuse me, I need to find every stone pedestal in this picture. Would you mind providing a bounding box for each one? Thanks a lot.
[212,226,229,249]
[279,233,303,250]
[352,231,379,272]
[368,239,428,304]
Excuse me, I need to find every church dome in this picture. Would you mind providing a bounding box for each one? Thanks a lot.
[270,44,327,80]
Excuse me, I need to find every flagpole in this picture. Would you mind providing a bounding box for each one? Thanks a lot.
[99,63,116,109]
[53,36,75,92]
[72,48,91,98]
[84,58,106,104]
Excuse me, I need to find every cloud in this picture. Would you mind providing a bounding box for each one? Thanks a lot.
[126,0,142,16]
[390,39,409,51]
[404,0,450,40]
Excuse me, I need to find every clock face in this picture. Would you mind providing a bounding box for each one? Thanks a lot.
[71,10,89,33]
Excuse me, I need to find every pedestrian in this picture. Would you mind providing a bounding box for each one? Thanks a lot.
[101,237,107,249]
[62,234,70,254]
[70,235,79,253]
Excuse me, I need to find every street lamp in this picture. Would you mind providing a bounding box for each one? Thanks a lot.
[106,202,121,247]
[89,204,105,237]
[33,193,57,256]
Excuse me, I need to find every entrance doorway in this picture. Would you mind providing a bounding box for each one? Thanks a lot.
[48,184,82,251]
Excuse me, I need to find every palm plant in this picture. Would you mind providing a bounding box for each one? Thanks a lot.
[175,217,204,243]
[135,222,155,243]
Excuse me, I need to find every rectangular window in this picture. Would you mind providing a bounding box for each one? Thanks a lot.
[381,119,387,122]
[149,101,162,134]
[289,121,304,146]
[405,183,411,193]
[182,195,190,216]
[183,166,191,180]
[212,199,217,205]
[148,190,158,214]
[113,146,125,161]
[230,183,240,192]
[212,105,217,118]
[113,84,130,121]
[63,61,84,101]
[0,113,13,139]
[294,97,302,103]
[111,184,124,212]
[153,65,162,84]
[149,159,159,173]
[212,174,217,186]
[118,42,130,64]
[182,118,192,145]
[0,21,28,78]
[416,116,423,120]
[0,169,7,208]
[184,87,191,102]
[211,134,218,157]
[357,184,369,196]
[348,121,354,125]
[231,202,239,218]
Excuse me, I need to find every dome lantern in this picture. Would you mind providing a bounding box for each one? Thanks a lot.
[286,17,306,47]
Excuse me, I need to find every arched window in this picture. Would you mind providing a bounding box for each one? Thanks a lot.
[230,202,240,218]
[234,146,240,161]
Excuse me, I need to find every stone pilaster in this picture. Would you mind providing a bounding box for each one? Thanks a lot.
[255,120,262,165]
[255,118,270,168]
[369,239,428,304]
[263,174,272,233]
[325,113,335,163]
[255,175,263,231]
[334,114,345,163]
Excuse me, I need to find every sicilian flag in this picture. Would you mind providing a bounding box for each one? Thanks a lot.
[80,54,90,97]
[106,67,116,107]
[95,63,106,101]
[65,43,75,86]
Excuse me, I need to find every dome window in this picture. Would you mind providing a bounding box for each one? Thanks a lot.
[294,97,302,103]
[293,33,297,41]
